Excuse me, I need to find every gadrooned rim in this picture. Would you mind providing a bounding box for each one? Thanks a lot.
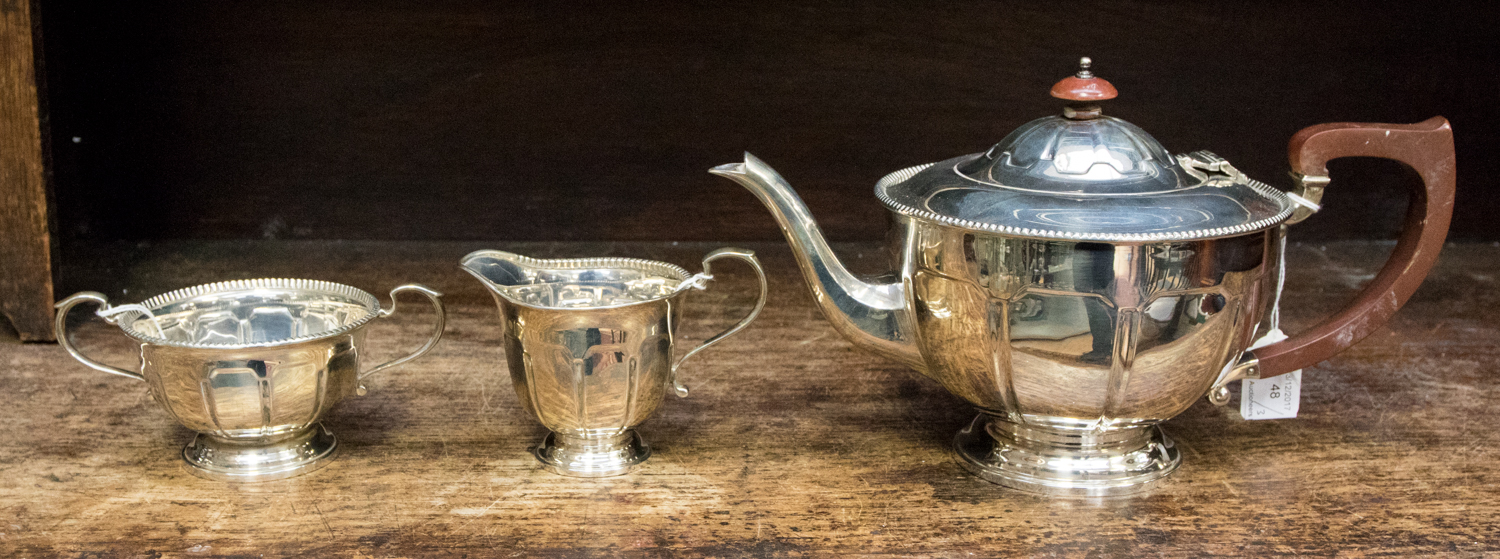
[874,158,1296,242]
[461,250,695,311]
[109,278,382,349]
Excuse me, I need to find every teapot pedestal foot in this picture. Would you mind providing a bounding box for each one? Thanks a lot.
[182,423,338,482]
[953,415,1180,497]
[535,430,650,477]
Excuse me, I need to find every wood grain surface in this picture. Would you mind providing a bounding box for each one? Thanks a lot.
[35,1,1499,244]
[2,240,1496,556]
[0,0,55,342]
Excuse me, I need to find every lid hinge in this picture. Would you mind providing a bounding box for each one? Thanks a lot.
[1177,151,1246,186]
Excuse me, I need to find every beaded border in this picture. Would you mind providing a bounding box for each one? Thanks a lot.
[460,250,695,311]
[873,156,1295,242]
[109,278,383,349]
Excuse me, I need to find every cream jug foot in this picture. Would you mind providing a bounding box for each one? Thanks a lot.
[534,430,651,478]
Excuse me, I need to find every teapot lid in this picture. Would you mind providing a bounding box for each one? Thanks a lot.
[875,58,1295,242]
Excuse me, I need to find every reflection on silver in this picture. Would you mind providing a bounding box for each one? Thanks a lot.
[714,154,1280,496]
[463,248,767,477]
[54,279,446,481]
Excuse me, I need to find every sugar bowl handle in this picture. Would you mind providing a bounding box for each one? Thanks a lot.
[1252,117,1456,376]
[670,248,769,398]
[358,284,447,391]
[53,292,146,381]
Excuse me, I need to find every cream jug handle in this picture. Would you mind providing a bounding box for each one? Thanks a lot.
[357,284,447,392]
[1250,117,1456,377]
[670,248,769,397]
[53,292,146,381]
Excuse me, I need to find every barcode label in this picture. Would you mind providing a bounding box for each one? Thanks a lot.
[1241,370,1301,420]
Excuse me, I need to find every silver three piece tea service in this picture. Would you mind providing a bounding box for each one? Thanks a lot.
[52,58,1456,496]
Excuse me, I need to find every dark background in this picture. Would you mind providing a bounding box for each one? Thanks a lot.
[36,1,1499,244]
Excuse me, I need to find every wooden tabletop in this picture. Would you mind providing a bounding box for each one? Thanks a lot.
[2,240,1497,557]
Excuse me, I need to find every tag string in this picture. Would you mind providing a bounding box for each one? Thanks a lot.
[1213,232,1293,387]
[1248,233,1291,351]
[1270,232,1287,333]
[1242,232,1290,350]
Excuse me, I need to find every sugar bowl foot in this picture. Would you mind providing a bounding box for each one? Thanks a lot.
[182,423,339,482]
[534,430,651,477]
[954,415,1180,497]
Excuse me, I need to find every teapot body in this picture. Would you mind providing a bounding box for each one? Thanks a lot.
[899,215,1274,429]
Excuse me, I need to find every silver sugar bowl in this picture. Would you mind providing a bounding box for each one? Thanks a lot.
[55,279,446,481]
[711,58,1456,496]
[462,248,767,477]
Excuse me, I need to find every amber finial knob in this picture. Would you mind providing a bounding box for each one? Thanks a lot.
[1077,57,1094,78]
[1050,57,1118,102]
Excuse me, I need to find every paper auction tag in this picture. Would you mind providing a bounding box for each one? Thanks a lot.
[1241,370,1301,420]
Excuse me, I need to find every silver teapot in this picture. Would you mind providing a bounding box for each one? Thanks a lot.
[711,58,1456,496]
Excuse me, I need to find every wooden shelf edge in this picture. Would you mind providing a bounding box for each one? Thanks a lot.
[0,0,57,342]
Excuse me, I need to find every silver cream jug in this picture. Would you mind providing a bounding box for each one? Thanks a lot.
[462,248,767,476]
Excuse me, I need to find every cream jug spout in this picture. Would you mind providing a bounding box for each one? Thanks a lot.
[710,154,923,371]
[459,250,530,301]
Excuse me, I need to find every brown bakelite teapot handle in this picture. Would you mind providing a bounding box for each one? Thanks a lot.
[1252,117,1456,376]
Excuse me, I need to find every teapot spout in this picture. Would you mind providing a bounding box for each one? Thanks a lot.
[710,154,923,371]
